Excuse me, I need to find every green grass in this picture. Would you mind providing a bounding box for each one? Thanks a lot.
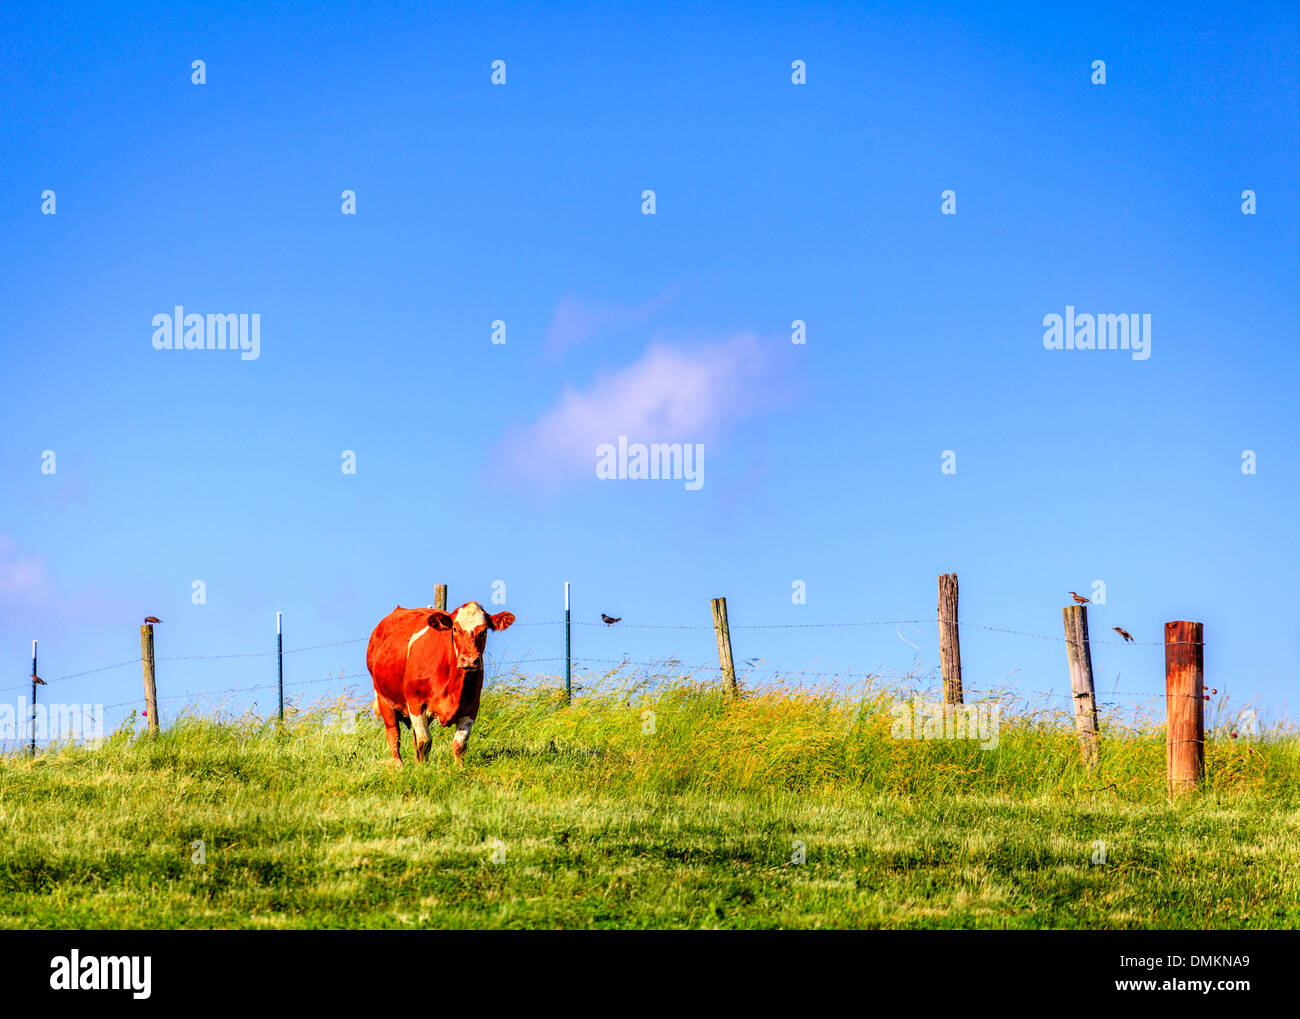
[2,675,1298,929]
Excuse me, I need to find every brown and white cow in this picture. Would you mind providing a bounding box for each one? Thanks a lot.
[366,601,515,764]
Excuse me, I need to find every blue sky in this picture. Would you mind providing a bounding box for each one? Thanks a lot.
[3,1,1298,732]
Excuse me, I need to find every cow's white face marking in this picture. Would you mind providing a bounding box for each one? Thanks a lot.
[407,626,429,655]
[452,716,473,749]
[453,602,487,633]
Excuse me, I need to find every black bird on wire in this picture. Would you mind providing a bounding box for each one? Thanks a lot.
[601,614,621,626]
[31,675,46,686]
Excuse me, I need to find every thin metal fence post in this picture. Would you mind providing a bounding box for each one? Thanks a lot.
[30,639,37,756]
[277,612,284,728]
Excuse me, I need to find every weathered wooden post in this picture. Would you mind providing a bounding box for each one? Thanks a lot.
[140,623,159,735]
[937,573,963,703]
[1062,605,1100,769]
[710,597,739,700]
[1165,620,1205,795]
[434,585,448,612]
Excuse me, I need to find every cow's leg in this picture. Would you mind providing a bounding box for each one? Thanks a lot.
[374,696,403,765]
[452,716,474,763]
[410,709,432,763]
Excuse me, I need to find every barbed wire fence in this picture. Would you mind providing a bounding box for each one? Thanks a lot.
[3,615,1177,692]
[4,606,1196,756]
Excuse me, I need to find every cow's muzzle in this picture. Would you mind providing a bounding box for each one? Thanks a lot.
[458,655,483,671]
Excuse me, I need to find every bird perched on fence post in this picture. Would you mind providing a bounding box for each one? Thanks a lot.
[1069,592,1090,605]
[601,614,621,626]
[143,616,162,624]
[1113,627,1134,642]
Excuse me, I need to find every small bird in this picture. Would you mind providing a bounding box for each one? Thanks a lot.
[143,616,162,624]
[601,614,621,626]
[1069,592,1090,604]
[31,675,45,686]
[1113,627,1134,642]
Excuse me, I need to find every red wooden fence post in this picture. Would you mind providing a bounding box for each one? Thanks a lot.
[1165,620,1204,795]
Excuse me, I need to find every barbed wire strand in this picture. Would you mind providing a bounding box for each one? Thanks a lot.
[5,613,1202,698]
[8,654,1234,747]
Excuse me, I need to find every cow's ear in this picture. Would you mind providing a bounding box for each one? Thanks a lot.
[488,611,516,631]
[428,611,454,630]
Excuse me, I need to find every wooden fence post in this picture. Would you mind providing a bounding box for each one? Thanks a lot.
[1062,605,1100,769]
[140,623,159,736]
[1166,620,1205,795]
[434,585,448,612]
[937,573,963,703]
[710,597,739,700]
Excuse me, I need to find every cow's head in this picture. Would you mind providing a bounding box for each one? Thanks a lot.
[428,601,515,671]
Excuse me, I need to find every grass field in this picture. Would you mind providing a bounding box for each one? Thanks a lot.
[2,675,1298,929]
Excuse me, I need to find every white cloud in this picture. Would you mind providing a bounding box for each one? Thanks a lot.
[0,535,129,633]
[0,536,53,608]
[544,288,678,355]
[497,333,771,484]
